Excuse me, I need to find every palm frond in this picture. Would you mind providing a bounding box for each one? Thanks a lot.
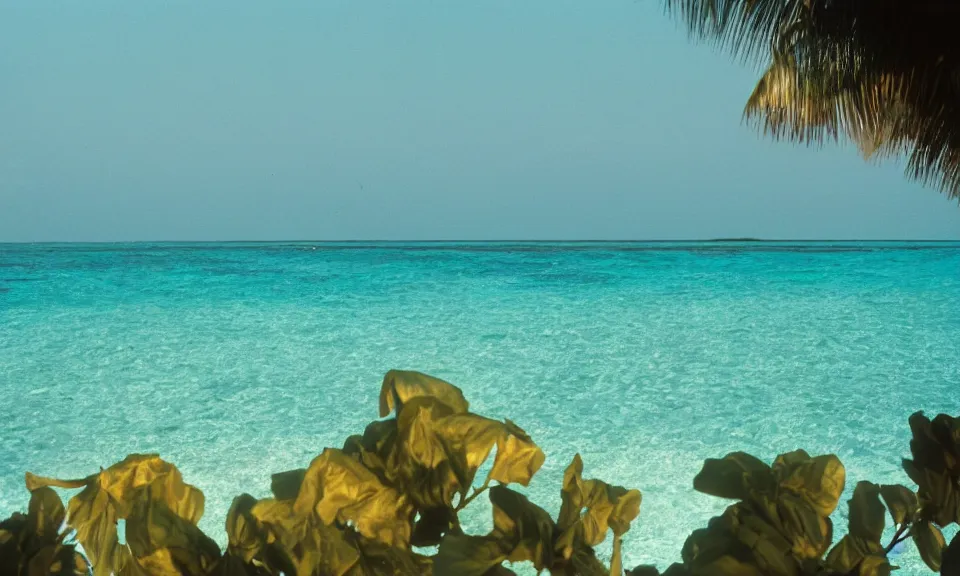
[668,0,960,199]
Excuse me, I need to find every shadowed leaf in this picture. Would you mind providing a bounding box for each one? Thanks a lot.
[434,535,506,576]
[914,520,946,572]
[251,497,360,576]
[26,487,66,545]
[488,486,555,570]
[270,469,306,502]
[825,536,864,574]
[776,493,833,559]
[434,486,556,575]
[352,535,434,575]
[879,484,918,526]
[411,507,457,548]
[627,565,661,576]
[943,532,960,576]
[124,496,221,576]
[858,555,893,576]
[848,482,885,543]
[693,452,772,500]
[223,494,261,564]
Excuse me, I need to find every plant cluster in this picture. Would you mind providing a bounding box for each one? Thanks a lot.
[1,371,959,576]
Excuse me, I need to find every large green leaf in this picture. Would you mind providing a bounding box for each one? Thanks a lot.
[931,415,960,462]
[942,532,960,576]
[251,497,360,576]
[124,496,221,576]
[430,412,545,488]
[693,452,772,501]
[343,419,401,487]
[396,397,460,470]
[907,413,948,476]
[434,534,506,576]
[913,520,946,572]
[774,493,832,559]
[488,486,556,570]
[223,494,263,565]
[393,396,544,516]
[27,543,91,576]
[26,454,206,576]
[410,507,457,548]
[379,370,469,417]
[728,509,799,576]
[26,487,66,545]
[689,554,764,576]
[294,448,414,547]
[857,555,893,576]
[50,480,129,576]
[824,536,864,575]
[776,454,845,517]
[487,420,545,488]
[878,484,918,526]
[351,535,434,576]
[680,519,747,570]
[848,482,885,544]
[434,486,556,576]
[270,469,307,501]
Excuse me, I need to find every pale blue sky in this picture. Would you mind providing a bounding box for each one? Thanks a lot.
[1,0,958,241]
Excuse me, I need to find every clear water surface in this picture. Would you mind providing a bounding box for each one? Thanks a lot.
[1,242,959,573]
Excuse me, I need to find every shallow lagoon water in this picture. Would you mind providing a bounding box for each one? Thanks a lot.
[1,242,959,572]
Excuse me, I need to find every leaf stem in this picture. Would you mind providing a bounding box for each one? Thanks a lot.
[456,481,491,512]
[885,523,912,554]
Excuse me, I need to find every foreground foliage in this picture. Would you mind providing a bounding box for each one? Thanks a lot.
[2,371,959,575]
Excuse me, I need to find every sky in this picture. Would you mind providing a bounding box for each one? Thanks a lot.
[1,0,958,241]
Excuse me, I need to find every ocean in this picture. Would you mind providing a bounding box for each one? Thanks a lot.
[1,241,959,573]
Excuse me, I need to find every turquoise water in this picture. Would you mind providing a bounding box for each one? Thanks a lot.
[2,241,959,572]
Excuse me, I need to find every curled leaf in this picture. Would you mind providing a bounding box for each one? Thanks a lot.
[379,370,469,417]
[556,454,642,561]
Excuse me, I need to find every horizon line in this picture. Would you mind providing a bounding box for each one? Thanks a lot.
[3,238,960,245]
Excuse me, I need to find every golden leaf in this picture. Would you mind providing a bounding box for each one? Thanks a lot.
[379,370,469,417]
[556,454,642,558]
[294,449,413,547]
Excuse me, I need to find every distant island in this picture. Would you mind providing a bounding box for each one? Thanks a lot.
[707,237,764,242]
